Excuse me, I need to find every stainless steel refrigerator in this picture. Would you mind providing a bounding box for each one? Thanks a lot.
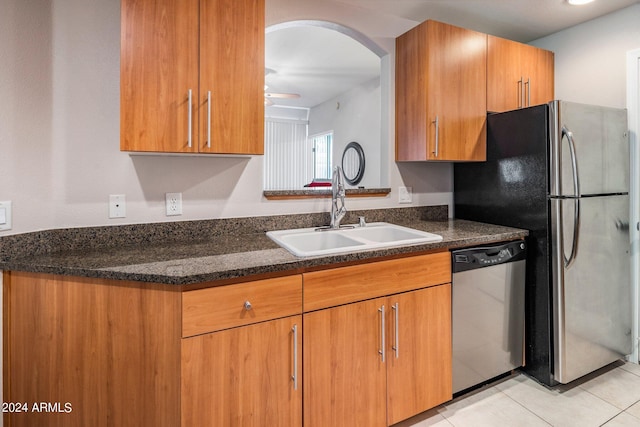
[454,100,632,386]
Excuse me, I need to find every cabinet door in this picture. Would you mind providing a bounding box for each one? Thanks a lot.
[487,36,524,113]
[426,22,486,161]
[181,316,302,427]
[488,36,554,112]
[120,0,199,153]
[199,0,264,154]
[521,43,554,107]
[396,20,486,162]
[303,299,387,427]
[386,284,452,425]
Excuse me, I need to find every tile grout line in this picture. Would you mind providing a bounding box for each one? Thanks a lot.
[577,365,640,420]
[499,387,555,426]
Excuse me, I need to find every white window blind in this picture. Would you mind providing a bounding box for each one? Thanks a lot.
[264,119,310,190]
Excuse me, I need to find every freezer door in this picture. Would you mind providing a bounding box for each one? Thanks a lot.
[550,194,632,384]
[549,100,629,197]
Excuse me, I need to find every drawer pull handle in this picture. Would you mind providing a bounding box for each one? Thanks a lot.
[243,301,252,311]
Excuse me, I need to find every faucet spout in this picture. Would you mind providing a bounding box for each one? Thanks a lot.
[330,166,347,229]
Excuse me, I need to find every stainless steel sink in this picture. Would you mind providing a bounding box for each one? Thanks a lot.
[266,222,443,257]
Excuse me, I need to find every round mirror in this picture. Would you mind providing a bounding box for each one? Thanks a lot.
[342,141,365,186]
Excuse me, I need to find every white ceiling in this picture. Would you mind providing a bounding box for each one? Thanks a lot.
[334,0,639,42]
[265,0,639,111]
[265,25,381,110]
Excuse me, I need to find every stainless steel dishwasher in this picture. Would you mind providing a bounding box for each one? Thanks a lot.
[451,240,526,394]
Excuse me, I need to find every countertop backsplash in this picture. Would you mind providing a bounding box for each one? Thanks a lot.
[0,205,449,263]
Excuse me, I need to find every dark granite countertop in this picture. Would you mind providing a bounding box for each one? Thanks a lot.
[0,206,527,286]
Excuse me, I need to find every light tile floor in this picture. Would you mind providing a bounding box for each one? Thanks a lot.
[395,361,640,427]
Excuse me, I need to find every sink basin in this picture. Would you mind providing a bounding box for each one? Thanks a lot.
[267,222,443,257]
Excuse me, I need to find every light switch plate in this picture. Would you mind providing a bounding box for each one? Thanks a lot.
[398,186,413,204]
[0,201,12,231]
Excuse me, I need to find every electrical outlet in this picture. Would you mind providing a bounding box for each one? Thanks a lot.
[165,193,182,216]
[109,195,126,218]
[0,200,12,231]
[398,186,413,204]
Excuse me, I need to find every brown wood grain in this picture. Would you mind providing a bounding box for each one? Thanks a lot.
[386,284,452,424]
[3,271,181,427]
[199,0,264,154]
[181,315,302,426]
[488,35,555,112]
[182,275,302,337]
[303,298,387,427]
[522,42,555,107]
[121,0,264,154]
[396,20,487,162]
[487,36,524,112]
[303,251,451,312]
[120,0,199,153]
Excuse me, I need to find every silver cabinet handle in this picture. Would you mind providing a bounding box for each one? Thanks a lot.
[292,324,298,390]
[432,116,439,158]
[243,300,252,311]
[187,89,193,148]
[518,78,523,109]
[379,305,385,363]
[207,90,212,148]
[391,303,399,358]
[525,78,531,107]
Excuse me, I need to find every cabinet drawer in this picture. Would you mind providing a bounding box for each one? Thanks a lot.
[303,252,451,311]
[182,275,302,337]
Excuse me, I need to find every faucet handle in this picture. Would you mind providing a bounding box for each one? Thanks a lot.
[359,216,366,227]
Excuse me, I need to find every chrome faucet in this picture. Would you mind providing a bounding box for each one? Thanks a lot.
[330,166,347,229]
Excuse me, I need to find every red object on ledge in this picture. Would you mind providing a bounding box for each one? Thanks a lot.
[304,180,332,188]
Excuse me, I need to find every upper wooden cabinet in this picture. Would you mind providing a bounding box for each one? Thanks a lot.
[396,20,487,162]
[120,0,264,154]
[487,35,554,113]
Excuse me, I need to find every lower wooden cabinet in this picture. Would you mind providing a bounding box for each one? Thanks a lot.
[3,253,451,427]
[181,315,302,426]
[3,272,302,427]
[303,284,452,426]
[303,297,388,427]
[386,284,452,425]
[3,272,183,427]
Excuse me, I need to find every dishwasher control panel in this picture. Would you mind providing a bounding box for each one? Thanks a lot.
[451,240,526,273]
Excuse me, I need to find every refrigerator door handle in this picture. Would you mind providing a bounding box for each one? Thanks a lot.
[562,126,581,198]
[563,198,580,269]
[562,126,581,268]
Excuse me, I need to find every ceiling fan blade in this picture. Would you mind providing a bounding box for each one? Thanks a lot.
[264,92,301,99]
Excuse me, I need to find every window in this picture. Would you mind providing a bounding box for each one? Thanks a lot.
[311,132,333,180]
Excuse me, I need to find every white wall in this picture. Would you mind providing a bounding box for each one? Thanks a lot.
[531,4,640,109]
[0,0,452,237]
[309,77,382,189]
